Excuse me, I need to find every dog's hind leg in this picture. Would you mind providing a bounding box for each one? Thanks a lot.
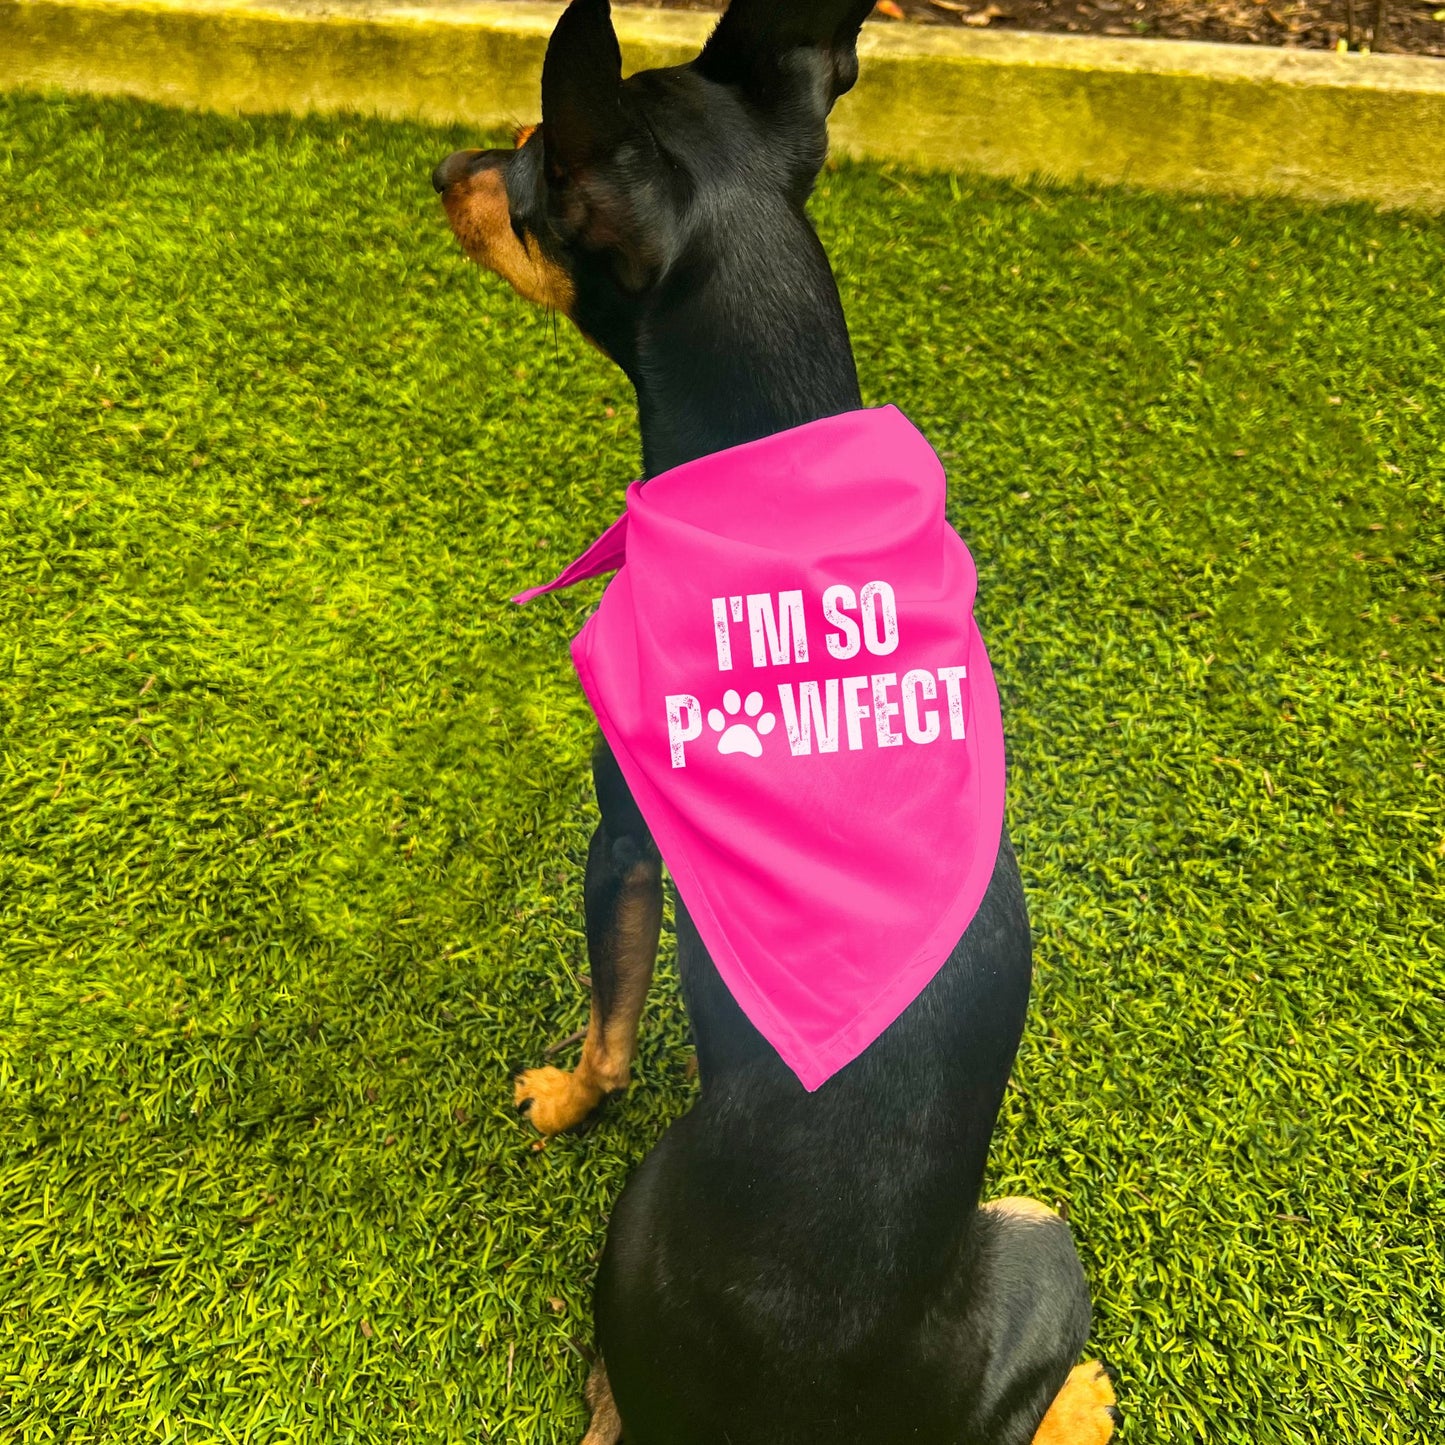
[918,1197,1112,1445]
[580,1359,624,1445]
[974,1197,1116,1445]
[517,737,663,1136]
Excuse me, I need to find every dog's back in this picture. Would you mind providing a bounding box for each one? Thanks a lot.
[595,840,1094,1444]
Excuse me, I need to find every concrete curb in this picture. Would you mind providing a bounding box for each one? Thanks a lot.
[4,0,1445,209]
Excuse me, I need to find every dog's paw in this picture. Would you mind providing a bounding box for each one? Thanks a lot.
[514,1066,606,1136]
[580,1360,624,1445]
[1032,1361,1119,1445]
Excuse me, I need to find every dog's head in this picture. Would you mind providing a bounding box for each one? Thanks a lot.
[433,0,873,371]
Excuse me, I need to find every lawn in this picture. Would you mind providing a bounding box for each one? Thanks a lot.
[0,91,1441,1444]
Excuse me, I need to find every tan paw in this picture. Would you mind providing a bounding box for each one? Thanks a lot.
[1032,1361,1119,1445]
[514,1066,605,1136]
[580,1359,623,1445]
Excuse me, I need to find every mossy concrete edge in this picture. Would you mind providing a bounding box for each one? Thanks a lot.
[4,0,1444,209]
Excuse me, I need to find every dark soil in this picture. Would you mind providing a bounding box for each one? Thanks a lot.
[612,0,1445,57]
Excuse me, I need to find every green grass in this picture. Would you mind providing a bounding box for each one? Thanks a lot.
[1,89,1442,1443]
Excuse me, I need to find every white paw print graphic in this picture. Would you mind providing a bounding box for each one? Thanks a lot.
[708,689,776,757]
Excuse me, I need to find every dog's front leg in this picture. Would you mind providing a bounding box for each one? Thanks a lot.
[516,737,662,1136]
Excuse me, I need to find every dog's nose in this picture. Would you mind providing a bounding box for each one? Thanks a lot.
[432,149,486,194]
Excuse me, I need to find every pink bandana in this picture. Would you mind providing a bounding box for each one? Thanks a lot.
[515,406,1005,1091]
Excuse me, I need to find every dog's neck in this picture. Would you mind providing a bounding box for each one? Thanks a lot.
[628,225,863,478]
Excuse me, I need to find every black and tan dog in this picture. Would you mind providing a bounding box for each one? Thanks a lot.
[433,2,1119,1440]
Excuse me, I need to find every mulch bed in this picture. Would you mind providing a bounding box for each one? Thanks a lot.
[615,0,1445,57]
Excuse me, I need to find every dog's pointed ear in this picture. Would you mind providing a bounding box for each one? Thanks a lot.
[541,0,627,178]
[538,0,674,290]
[694,0,875,112]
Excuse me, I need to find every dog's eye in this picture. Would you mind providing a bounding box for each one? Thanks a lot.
[513,123,538,150]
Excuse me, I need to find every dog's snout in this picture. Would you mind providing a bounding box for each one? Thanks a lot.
[432,149,489,194]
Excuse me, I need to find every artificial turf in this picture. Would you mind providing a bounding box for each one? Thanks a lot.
[0,89,1441,1444]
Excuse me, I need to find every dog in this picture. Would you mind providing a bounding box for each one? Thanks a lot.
[433,2,1119,1440]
